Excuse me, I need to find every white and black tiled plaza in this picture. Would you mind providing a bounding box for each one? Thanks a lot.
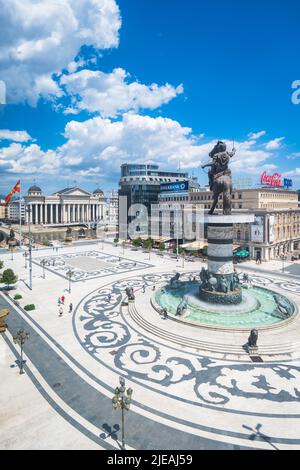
[1,244,300,450]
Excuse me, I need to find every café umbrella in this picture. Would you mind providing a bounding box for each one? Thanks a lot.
[234,249,250,258]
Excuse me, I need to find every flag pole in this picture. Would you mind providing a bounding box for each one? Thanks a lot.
[19,180,22,249]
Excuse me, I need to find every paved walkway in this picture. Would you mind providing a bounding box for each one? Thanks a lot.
[1,242,300,450]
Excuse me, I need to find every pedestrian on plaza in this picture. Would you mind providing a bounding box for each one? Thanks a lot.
[58,297,61,306]
[119,257,121,262]
[61,295,65,304]
[69,303,73,313]
[59,306,63,317]
[142,285,146,293]
[162,309,168,320]
[108,294,112,303]
[152,285,156,291]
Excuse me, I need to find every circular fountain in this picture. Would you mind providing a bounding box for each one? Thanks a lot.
[154,142,296,331]
[155,280,295,329]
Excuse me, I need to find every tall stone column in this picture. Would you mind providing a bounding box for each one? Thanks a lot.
[207,223,234,276]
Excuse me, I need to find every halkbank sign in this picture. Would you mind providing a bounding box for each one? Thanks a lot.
[160,181,189,192]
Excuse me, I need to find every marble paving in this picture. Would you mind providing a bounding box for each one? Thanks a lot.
[2,242,300,449]
[33,250,152,281]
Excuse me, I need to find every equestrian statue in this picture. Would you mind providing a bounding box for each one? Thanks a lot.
[202,141,236,215]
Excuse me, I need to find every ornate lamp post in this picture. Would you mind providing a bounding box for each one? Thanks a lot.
[112,376,133,450]
[13,329,30,374]
[66,269,75,293]
[40,259,47,279]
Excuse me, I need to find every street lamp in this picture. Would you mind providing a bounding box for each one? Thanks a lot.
[13,329,30,374]
[66,269,75,293]
[23,251,29,269]
[40,259,47,279]
[281,254,287,273]
[112,376,133,450]
[25,206,33,290]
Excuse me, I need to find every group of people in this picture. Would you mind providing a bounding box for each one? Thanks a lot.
[58,295,73,317]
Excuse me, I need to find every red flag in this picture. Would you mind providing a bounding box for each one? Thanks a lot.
[5,180,20,206]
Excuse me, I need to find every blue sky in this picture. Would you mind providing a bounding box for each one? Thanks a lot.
[0,0,300,195]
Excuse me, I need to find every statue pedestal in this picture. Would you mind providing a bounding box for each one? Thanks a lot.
[205,213,254,274]
[200,214,255,305]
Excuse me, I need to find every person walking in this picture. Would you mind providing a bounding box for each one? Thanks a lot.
[69,303,73,314]
[61,295,65,305]
[107,294,111,303]
[142,285,146,294]
[58,297,61,306]
[59,306,63,317]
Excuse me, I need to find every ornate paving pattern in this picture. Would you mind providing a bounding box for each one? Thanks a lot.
[74,271,300,421]
[33,251,152,281]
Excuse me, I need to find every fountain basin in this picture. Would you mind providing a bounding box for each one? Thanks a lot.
[155,282,295,328]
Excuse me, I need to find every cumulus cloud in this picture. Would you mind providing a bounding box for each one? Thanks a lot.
[248,131,266,140]
[60,68,184,117]
[0,115,278,185]
[265,137,285,150]
[0,0,121,105]
[0,129,33,142]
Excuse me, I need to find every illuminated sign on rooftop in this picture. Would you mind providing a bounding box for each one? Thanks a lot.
[260,172,292,189]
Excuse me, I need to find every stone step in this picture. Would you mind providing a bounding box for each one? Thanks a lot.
[128,304,300,357]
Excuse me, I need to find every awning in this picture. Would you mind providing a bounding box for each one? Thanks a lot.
[181,240,207,250]
[233,244,242,250]
[140,235,172,243]
[234,250,250,258]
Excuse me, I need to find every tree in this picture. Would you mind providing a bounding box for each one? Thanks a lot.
[0,260,3,270]
[143,238,153,250]
[1,269,18,289]
[132,238,143,248]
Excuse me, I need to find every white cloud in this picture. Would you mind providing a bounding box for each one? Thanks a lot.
[265,137,285,150]
[0,0,121,105]
[59,68,184,117]
[0,115,278,183]
[248,131,266,140]
[0,129,33,142]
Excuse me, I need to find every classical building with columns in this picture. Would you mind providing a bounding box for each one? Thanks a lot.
[24,185,106,226]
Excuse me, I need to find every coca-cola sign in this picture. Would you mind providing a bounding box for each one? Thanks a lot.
[260,171,282,187]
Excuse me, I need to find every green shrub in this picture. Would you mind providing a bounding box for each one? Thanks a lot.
[0,260,4,269]
[159,242,166,251]
[143,238,153,250]
[24,304,35,311]
[132,238,143,247]
[0,269,18,289]
[14,294,22,300]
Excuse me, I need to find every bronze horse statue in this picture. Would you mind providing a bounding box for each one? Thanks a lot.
[202,141,236,215]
